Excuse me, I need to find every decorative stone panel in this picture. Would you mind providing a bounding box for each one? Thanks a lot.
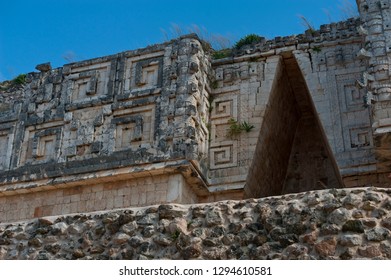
[66,62,112,110]
[350,127,372,148]
[209,91,239,170]
[344,84,366,109]
[210,93,238,142]
[336,73,367,111]
[0,128,13,171]
[124,53,164,92]
[209,142,238,169]
[111,105,155,151]
[335,73,373,152]
[21,125,62,164]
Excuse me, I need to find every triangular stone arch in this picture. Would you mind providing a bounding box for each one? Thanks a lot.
[244,53,343,198]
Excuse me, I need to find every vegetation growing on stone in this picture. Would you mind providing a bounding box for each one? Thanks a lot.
[312,46,322,53]
[227,118,255,137]
[212,48,232,59]
[227,118,242,136]
[240,121,255,132]
[0,74,26,95]
[234,34,263,49]
[12,74,27,85]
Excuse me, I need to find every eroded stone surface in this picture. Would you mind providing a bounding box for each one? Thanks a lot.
[0,187,390,260]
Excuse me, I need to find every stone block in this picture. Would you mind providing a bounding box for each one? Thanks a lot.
[35,62,52,72]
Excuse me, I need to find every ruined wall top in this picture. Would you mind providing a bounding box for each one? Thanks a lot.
[230,17,362,58]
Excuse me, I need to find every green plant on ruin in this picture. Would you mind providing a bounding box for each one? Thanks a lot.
[227,118,255,137]
[171,230,180,241]
[240,121,255,132]
[160,23,233,53]
[210,80,218,89]
[212,48,232,59]
[12,74,26,85]
[227,118,242,137]
[299,15,316,35]
[312,46,322,53]
[234,34,263,49]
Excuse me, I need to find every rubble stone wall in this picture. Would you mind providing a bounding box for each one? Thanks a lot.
[0,187,390,260]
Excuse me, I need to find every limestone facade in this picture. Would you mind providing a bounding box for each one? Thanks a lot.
[0,1,391,223]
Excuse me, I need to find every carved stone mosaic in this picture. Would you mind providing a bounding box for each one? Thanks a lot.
[209,92,239,169]
[22,125,62,164]
[65,61,113,110]
[210,142,238,169]
[0,129,13,171]
[124,54,164,92]
[111,105,155,151]
[335,73,373,151]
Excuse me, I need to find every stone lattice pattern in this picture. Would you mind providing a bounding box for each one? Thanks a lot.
[0,187,390,260]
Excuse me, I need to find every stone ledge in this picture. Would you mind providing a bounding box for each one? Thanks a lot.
[0,159,210,197]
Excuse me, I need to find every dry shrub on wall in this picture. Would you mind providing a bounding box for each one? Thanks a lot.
[160,23,233,51]
[338,0,359,19]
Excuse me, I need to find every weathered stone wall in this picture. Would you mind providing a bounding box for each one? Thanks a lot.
[0,35,210,178]
[0,35,212,223]
[1,1,391,224]
[204,54,267,200]
[0,173,197,222]
[294,40,378,186]
[0,187,390,260]
[356,0,391,181]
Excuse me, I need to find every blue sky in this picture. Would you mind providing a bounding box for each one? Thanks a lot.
[0,0,358,81]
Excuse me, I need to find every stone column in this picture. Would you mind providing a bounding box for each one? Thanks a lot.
[356,0,391,177]
[170,35,211,164]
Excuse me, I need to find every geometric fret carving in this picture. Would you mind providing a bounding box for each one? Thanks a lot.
[209,91,239,169]
[114,116,143,150]
[19,125,63,165]
[350,127,371,148]
[336,73,372,151]
[211,96,238,120]
[135,60,161,88]
[69,62,110,104]
[124,54,164,92]
[336,73,365,112]
[112,105,155,151]
[344,84,365,109]
[210,93,238,142]
[210,142,238,169]
[31,127,62,162]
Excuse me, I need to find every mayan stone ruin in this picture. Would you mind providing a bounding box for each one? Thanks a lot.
[0,0,390,260]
